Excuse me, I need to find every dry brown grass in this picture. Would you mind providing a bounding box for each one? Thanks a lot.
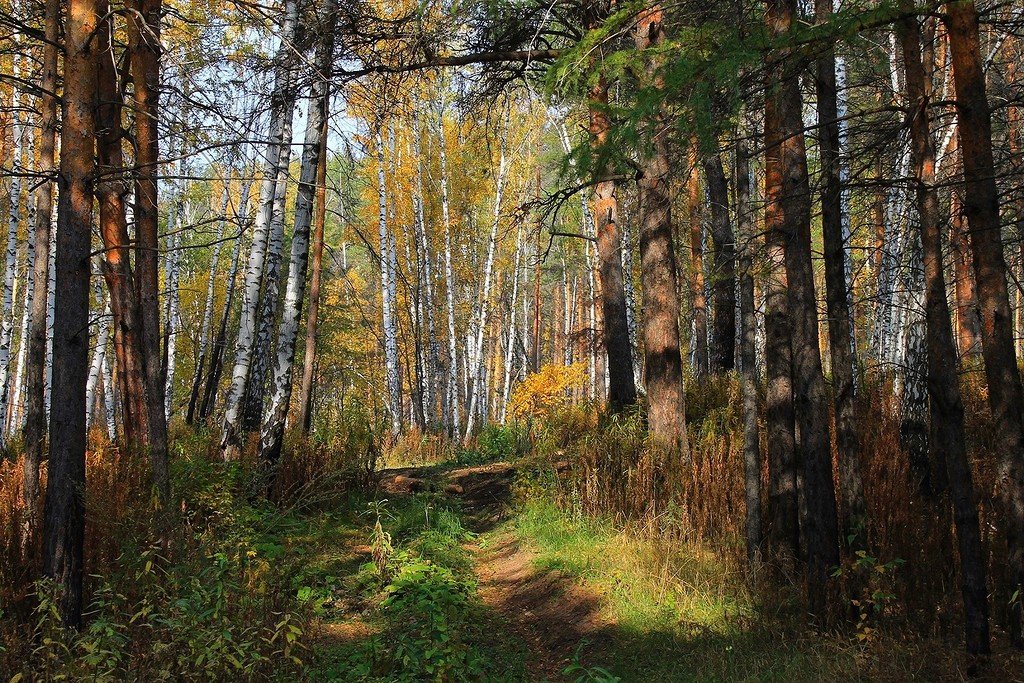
[529,373,1020,651]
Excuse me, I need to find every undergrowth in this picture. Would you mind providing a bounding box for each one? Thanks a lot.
[310,493,528,681]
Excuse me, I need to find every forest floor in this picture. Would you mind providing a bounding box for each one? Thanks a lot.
[306,461,611,681]
[284,461,996,681]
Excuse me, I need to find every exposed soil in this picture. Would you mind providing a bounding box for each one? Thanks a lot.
[378,462,612,681]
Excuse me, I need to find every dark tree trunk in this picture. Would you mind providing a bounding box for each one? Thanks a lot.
[813,0,865,547]
[127,0,170,507]
[949,177,984,361]
[765,179,800,568]
[946,0,1024,646]
[587,70,637,412]
[736,138,762,564]
[703,152,736,374]
[95,4,149,447]
[898,4,990,658]
[686,145,709,378]
[43,0,98,627]
[23,0,59,534]
[765,0,840,618]
[634,5,689,458]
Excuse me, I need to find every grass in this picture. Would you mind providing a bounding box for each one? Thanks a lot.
[302,491,530,681]
[504,494,995,682]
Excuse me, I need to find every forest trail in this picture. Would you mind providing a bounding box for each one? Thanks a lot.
[378,463,612,681]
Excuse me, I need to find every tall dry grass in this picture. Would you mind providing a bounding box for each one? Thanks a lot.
[529,372,1016,645]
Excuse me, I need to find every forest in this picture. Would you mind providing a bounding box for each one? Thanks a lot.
[1,0,1024,678]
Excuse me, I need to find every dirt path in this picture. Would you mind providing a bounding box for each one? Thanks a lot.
[379,463,612,681]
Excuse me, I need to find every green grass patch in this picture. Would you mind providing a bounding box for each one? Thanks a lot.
[509,496,866,682]
[308,494,529,681]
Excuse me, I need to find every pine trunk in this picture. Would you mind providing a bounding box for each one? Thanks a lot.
[634,6,689,457]
[126,0,169,505]
[899,5,990,656]
[703,151,736,373]
[765,0,840,617]
[946,0,1024,645]
[814,0,866,541]
[43,0,98,626]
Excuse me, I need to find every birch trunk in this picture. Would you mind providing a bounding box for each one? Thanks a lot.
[186,181,231,424]
[501,229,524,420]
[221,0,299,460]
[259,0,336,473]
[297,114,330,434]
[464,122,508,442]
[377,127,402,439]
[245,94,297,432]
[163,228,182,425]
[86,289,112,432]
[437,108,461,435]
[201,179,251,422]
[10,181,35,434]
[0,85,26,450]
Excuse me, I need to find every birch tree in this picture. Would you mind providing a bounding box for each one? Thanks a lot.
[221,0,299,459]
[259,0,336,473]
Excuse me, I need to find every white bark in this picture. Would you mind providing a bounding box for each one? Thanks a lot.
[464,125,508,441]
[102,351,116,439]
[9,184,36,433]
[260,6,335,460]
[0,88,26,446]
[412,113,439,425]
[437,107,461,435]
[221,0,299,457]
[377,127,402,438]
[163,224,182,424]
[44,190,56,417]
[501,228,524,421]
[86,283,111,432]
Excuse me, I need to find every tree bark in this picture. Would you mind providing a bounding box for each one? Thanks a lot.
[703,151,736,373]
[22,0,58,532]
[946,0,1024,646]
[582,29,637,411]
[259,0,336,475]
[95,4,149,447]
[221,0,299,459]
[949,177,983,361]
[737,138,762,565]
[126,0,169,506]
[376,127,403,440]
[898,4,990,657]
[634,5,689,457]
[296,114,330,435]
[44,0,98,626]
[765,0,840,617]
[814,0,865,543]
